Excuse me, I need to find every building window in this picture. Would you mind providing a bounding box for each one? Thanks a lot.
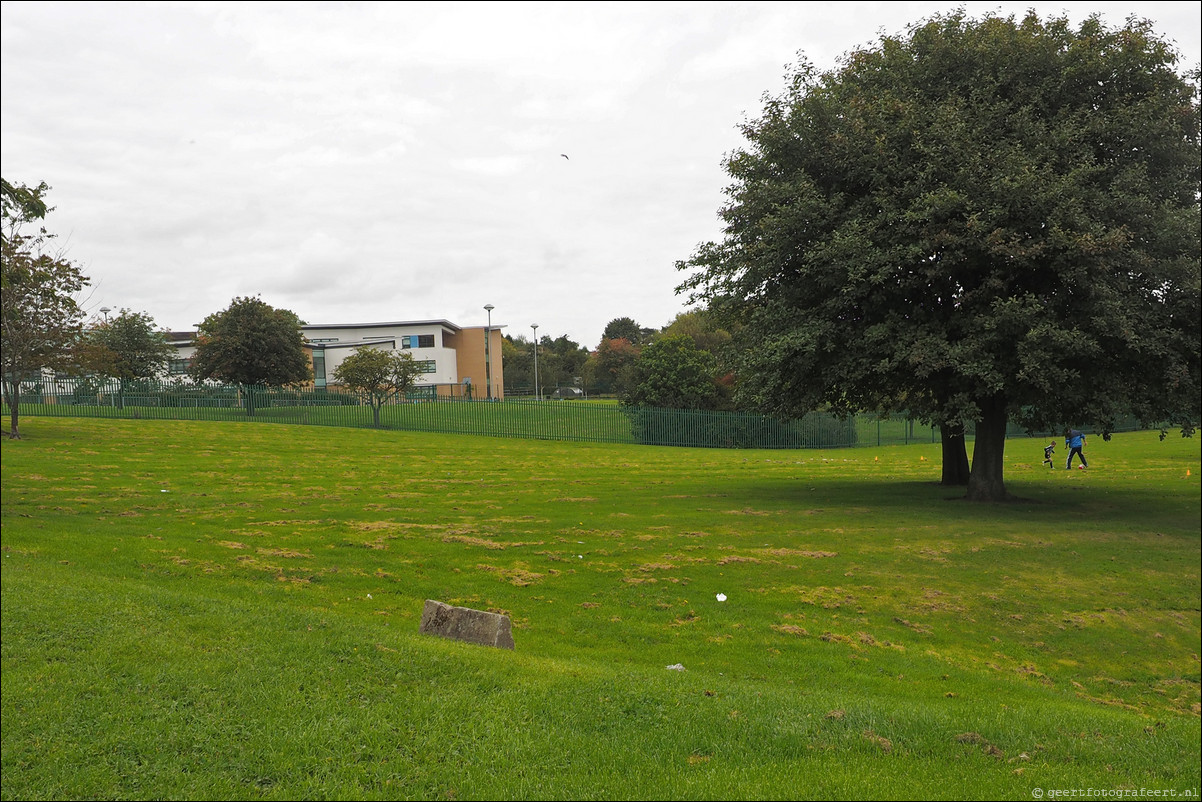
[168,358,191,375]
[312,351,326,389]
[403,334,435,349]
[416,360,437,374]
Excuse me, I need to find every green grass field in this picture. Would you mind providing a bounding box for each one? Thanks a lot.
[2,417,1199,800]
[18,393,918,450]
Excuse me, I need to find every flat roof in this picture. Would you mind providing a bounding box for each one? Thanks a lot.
[304,338,396,350]
[301,319,461,332]
[166,320,503,341]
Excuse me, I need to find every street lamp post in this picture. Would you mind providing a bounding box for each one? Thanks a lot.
[484,304,495,401]
[531,323,539,401]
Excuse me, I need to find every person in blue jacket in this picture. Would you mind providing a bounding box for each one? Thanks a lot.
[1065,428,1088,469]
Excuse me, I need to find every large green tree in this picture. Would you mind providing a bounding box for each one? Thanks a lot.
[657,310,736,410]
[190,296,311,414]
[332,347,421,427]
[621,334,722,410]
[1,180,89,439]
[600,317,654,346]
[78,309,173,409]
[679,11,1201,501]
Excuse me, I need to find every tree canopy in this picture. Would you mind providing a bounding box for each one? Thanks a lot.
[659,309,733,356]
[621,334,722,410]
[678,10,1201,501]
[503,332,588,397]
[1,179,88,438]
[1,179,49,243]
[600,317,654,346]
[78,309,172,407]
[190,297,311,401]
[584,336,640,396]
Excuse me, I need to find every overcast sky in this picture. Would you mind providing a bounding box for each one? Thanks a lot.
[3,1,1199,348]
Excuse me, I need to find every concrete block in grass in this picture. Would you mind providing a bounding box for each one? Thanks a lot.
[420,600,515,650]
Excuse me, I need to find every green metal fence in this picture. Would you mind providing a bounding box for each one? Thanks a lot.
[10,375,1134,449]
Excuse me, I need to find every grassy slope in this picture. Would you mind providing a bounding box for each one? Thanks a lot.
[2,417,1199,800]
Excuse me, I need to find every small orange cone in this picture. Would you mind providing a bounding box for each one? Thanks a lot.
[874,456,879,462]
[1188,469,1193,477]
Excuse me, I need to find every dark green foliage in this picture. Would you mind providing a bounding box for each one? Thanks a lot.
[621,334,722,410]
[600,316,653,346]
[679,10,1201,500]
[189,297,312,411]
[624,405,857,448]
[81,310,171,382]
[0,178,49,239]
[503,332,589,396]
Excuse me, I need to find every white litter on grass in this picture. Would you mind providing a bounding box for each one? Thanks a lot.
[666,663,685,671]
[716,593,727,602]
[366,594,372,600]
[578,555,583,559]
[160,489,168,493]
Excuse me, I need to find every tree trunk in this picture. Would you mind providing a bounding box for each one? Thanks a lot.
[939,422,970,486]
[965,395,1013,502]
[3,379,19,439]
[372,400,382,427]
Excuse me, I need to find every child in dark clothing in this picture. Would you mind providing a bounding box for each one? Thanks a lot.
[1043,441,1056,468]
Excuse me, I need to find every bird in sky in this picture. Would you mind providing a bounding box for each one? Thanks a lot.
[560,153,570,160]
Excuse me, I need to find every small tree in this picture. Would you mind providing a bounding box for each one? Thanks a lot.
[78,309,172,409]
[190,296,311,415]
[584,337,640,396]
[658,310,737,410]
[332,347,422,426]
[621,334,721,410]
[1,179,89,438]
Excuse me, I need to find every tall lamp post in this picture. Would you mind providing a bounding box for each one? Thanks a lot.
[484,304,495,401]
[531,323,539,401]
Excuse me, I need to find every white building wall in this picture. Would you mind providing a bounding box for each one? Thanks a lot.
[303,322,460,387]
[166,320,470,389]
